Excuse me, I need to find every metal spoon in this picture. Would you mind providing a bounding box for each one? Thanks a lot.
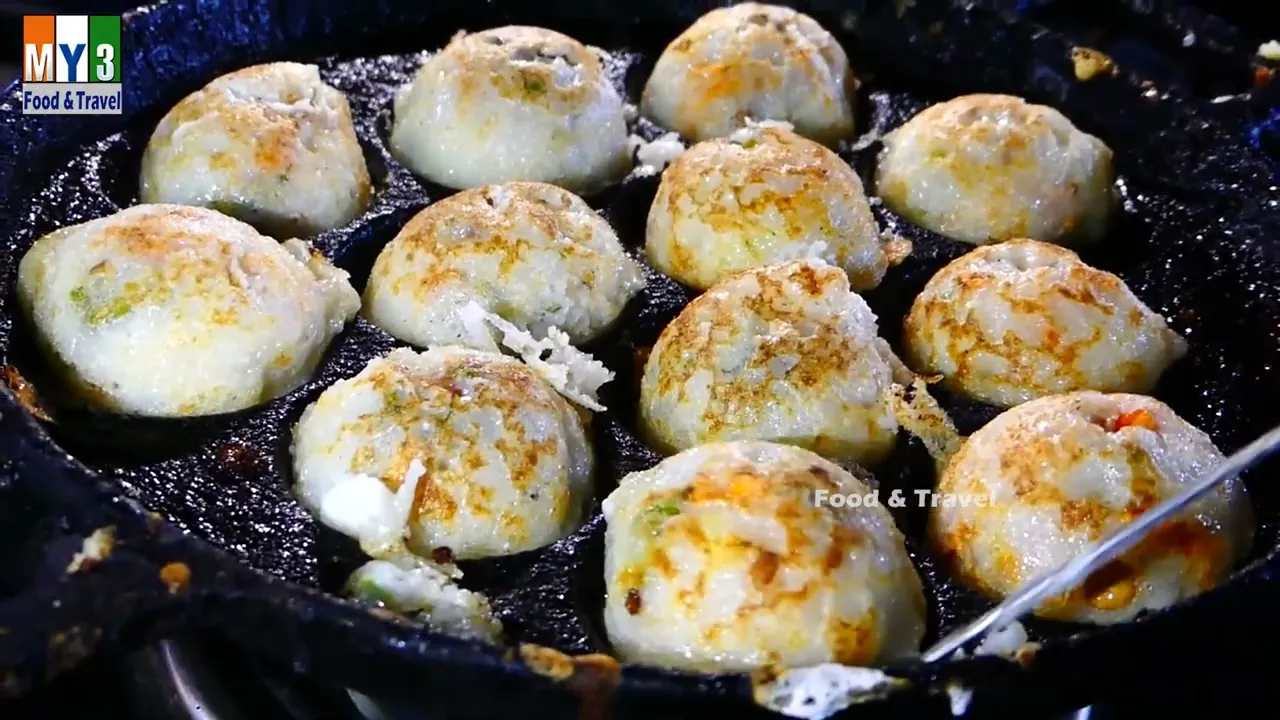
[922,422,1280,663]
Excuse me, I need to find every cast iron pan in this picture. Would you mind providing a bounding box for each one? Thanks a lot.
[2,0,1280,717]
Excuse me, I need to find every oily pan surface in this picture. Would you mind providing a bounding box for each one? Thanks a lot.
[0,0,1279,702]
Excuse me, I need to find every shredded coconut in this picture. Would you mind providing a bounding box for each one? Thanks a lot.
[628,131,686,177]
[727,118,796,145]
[975,620,1028,657]
[773,240,830,262]
[347,553,503,642]
[320,458,425,558]
[889,378,964,468]
[946,682,974,716]
[66,526,116,574]
[753,664,897,720]
[459,301,614,411]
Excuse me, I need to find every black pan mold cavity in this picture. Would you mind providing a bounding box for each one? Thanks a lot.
[1,0,1279,715]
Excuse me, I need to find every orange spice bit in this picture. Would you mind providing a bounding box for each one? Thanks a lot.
[882,234,913,266]
[518,642,622,712]
[1255,66,1276,89]
[625,588,642,615]
[1071,47,1117,81]
[729,473,767,499]
[159,562,191,594]
[3,365,51,422]
[1081,560,1138,611]
[689,472,768,504]
[520,644,575,681]
[1112,409,1158,433]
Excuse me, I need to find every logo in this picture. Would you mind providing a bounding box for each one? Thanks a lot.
[22,15,122,116]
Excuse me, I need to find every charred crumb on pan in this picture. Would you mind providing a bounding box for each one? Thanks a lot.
[146,512,167,534]
[1012,642,1040,665]
[519,643,617,682]
[1071,47,1117,81]
[160,562,192,594]
[65,526,116,574]
[369,607,404,622]
[632,345,652,388]
[47,626,103,678]
[0,669,28,699]
[3,365,50,422]
[215,439,264,476]
[519,645,620,718]
[564,653,622,706]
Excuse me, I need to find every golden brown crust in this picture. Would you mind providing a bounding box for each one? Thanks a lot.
[163,64,369,196]
[346,349,567,533]
[640,259,896,465]
[376,182,602,305]
[642,3,855,145]
[443,27,607,111]
[903,239,1183,406]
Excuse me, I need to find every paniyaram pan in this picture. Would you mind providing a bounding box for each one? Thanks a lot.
[1,0,1279,717]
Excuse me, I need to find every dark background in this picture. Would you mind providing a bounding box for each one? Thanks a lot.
[2,0,1279,86]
